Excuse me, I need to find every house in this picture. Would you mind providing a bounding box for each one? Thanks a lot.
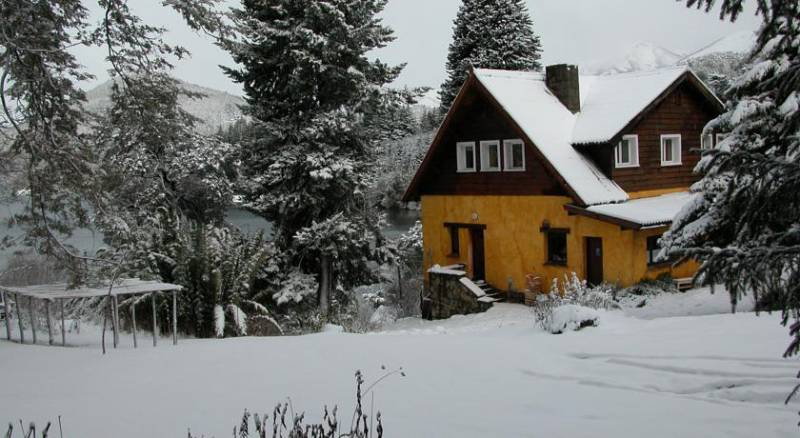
[403,64,724,318]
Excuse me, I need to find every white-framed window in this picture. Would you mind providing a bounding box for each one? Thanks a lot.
[480,140,501,172]
[503,139,525,171]
[660,134,682,166]
[456,141,476,173]
[716,133,728,145]
[614,135,639,168]
[701,133,714,150]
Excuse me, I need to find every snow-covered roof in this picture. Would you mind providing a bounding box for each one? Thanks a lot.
[474,69,629,206]
[572,67,690,144]
[584,191,697,227]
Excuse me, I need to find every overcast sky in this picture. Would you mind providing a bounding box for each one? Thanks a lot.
[74,0,761,95]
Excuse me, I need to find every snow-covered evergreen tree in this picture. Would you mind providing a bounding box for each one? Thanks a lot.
[439,0,542,112]
[223,0,404,314]
[663,0,800,371]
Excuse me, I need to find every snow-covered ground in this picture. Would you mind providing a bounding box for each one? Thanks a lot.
[1,292,797,437]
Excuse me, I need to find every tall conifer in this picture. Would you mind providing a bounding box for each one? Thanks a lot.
[439,0,542,111]
[223,0,404,313]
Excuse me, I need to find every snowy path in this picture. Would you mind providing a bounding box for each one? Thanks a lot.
[1,305,798,437]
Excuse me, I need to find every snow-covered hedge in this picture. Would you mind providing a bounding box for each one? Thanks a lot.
[534,273,613,334]
[545,304,599,334]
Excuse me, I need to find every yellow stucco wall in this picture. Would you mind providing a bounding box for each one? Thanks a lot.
[420,195,696,292]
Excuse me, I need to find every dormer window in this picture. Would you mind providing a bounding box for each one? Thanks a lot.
[614,135,639,168]
[456,142,476,172]
[701,133,714,150]
[660,134,682,166]
[480,140,501,171]
[503,139,525,171]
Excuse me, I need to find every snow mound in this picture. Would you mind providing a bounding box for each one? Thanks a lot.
[369,305,399,327]
[322,324,344,334]
[547,305,599,334]
[622,286,757,320]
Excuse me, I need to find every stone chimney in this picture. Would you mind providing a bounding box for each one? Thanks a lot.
[545,64,580,113]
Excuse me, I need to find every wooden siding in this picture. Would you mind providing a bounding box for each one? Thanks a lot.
[417,84,567,197]
[607,82,719,192]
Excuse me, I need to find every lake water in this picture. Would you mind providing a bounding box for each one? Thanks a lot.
[0,202,418,269]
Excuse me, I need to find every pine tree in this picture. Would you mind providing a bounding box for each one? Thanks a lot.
[223,0,404,314]
[439,0,542,112]
[663,0,800,392]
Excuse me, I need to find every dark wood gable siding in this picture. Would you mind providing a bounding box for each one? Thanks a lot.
[607,82,720,192]
[417,83,567,197]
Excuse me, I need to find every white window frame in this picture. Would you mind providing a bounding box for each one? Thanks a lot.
[479,140,501,172]
[701,133,714,150]
[503,139,526,172]
[456,141,477,173]
[660,134,682,166]
[614,135,639,168]
[716,133,728,145]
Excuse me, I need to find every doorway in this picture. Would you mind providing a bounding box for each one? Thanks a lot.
[470,228,486,280]
[585,237,603,286]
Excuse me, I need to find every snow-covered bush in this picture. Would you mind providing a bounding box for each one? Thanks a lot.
[548,272,618,310]
[616,275,679,309]
[534,273,615,333]
[273,270,318,306]
[545,304,600,334]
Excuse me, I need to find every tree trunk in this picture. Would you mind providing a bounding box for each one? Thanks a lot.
[319,254,331,317]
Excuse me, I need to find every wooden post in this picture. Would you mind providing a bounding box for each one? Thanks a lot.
[131,301,137,349]
[172,290,177,346]
[15,294,24,344]
[28,296,37,345]
[2,291,11,341]
[45,300,53,345]
[115,297,121,336]
[60,299,66,347]
[152,292,157,347]
[112,295,120,348]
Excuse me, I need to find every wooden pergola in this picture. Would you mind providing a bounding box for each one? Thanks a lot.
[0,279,183,348]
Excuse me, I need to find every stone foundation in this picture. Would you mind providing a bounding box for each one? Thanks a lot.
[423,265,493,320]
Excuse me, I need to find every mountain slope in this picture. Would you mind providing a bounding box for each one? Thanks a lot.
[585,42,685,75]
[85,80,245,135]
[681,30,757,61]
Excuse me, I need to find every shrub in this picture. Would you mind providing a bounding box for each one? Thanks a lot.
[534,273,616,332]
[190,369,402,438]
[545,304,600,334]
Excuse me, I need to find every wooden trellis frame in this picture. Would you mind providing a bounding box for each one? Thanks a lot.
[0,279,182,348]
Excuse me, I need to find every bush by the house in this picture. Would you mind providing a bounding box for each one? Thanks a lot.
[533,273,616,333]
[546,304,600,334]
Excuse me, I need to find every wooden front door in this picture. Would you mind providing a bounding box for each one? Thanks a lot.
[470,228,486,280]
[585,237,603,286]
